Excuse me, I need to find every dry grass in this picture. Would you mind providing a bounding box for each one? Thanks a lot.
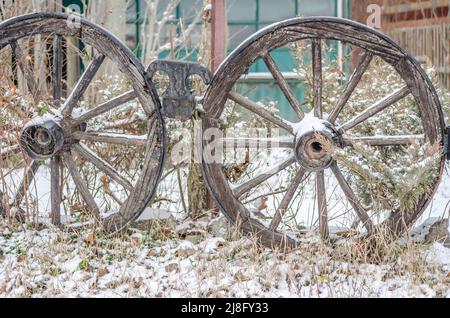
[1,213,449,298]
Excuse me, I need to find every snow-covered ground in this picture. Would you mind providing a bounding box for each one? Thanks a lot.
[0,159,449,298]
[0,210,449,298]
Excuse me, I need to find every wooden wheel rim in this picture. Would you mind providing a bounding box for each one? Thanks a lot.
[0,13,166,231]
[201,17,445,248]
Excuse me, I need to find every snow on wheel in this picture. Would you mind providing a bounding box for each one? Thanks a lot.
[201,17,446,248]
[0,13,165,231]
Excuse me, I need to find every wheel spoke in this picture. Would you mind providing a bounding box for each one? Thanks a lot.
[340,86,410,131]
[316,170,329,239]
[62,54,106,116]
[329,51,373,123]
[52,35,63,101]
[330,162,374,232]
[222,137,294,149]
[13,160,40,207]
[10,40,39,98]
[262,53,304,119]
[269,168,307,231]
[312,39,323,118]
[72,131,147,146]
[50,155,62,226]
[73,143,133,191]
[228,92,294,134]
[233,156,296,198]
[62,151,100,217]
[71,90,137,126]
[342,134,424,146]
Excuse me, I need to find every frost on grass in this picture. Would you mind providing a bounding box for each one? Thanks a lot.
[0,215,449,298]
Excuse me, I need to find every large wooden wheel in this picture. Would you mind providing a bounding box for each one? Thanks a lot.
[0,13,165,231]
[201,17,445,248]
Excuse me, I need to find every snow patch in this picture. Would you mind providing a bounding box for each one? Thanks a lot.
[426,242,450,266]
[292,112,328,138]
[137,208,173,221]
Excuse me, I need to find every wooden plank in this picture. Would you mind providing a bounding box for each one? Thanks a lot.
[312,39,323,118]
[340,86,410,131]
[50,155,62,226]
[330,162,374,233]
[72,131,147,146]
[52,35,63,101]
[211,0,227,72]
[329,51,373,123]
[222,137,294,149]
[62,54,105,116]
[342,134,424,146]
[383,0,450,15]
[71,90,137,126]
[63,151,100,218]
[73,143,133,191]
[262,53,304,119]
[384,16,450,30]
[316,170,329,240]
[269,168,307,230]
[13,160,40,206]
[228,92,294,133]
[233,156,296,198]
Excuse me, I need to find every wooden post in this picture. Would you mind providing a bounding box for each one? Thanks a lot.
[211,0,227,72]
[208,0,227,211]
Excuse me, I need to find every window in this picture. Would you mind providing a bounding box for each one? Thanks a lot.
[125,0,205,59]
[226,0,340,122]
[227,0,337,50]
[259,0,296,25]
[119,0,343,121]
[227,0,257,22]
[297,0,335,17]
[179,0,204,20]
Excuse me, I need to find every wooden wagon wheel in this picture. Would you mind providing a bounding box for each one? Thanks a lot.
[0,13,165,231]
[201,17,445,248]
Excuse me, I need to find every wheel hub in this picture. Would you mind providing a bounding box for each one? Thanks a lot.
[19,117,65,160]
[294,115,341,171]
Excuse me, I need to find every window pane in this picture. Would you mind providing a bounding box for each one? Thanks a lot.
[127,0,136,20]
[140,0,175,18]
[260,0,296,23]
[186,25,202,49]
[297,0,335,16]
[156,0,172,16]
[227,0,257,22]
[159,23,176,46]
[125,23,137,48]
[228,25,257,49]
[180,0,204,21]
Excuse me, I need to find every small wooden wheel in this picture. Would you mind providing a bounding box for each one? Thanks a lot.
[202,17,445,248]
[0,13,165,231]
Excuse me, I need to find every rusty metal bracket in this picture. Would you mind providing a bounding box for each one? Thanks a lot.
[147,60,212,121]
